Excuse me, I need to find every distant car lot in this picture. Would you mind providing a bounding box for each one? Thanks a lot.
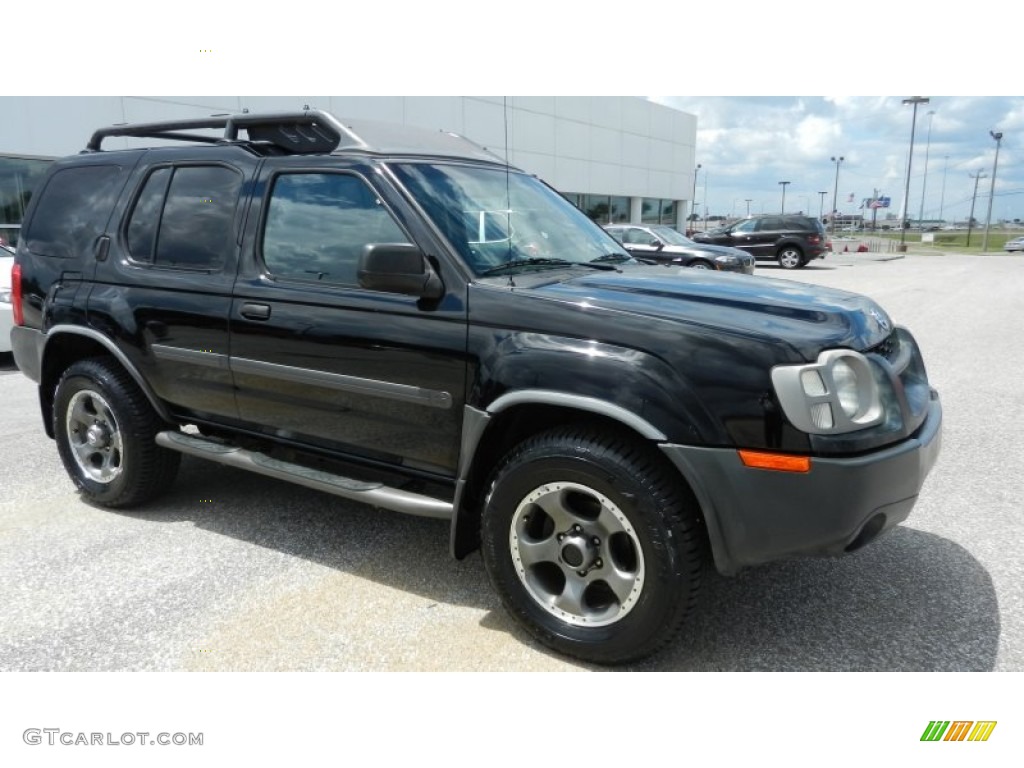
[0,252,1021,671]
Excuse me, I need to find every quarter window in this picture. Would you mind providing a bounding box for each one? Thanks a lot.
[22,164,123,258]
[261,172,409,286]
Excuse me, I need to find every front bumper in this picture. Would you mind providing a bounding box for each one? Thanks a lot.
[660,391,942,575]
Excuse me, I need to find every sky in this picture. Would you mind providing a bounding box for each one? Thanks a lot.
[652,96,1022,225]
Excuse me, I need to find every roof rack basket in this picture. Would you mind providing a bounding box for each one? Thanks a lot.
[86,109,361,155]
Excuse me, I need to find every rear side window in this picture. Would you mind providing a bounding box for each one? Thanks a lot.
[22,165,124,258]
[126,165,242,269]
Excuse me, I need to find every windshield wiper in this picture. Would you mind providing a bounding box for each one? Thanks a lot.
[591,253,631,264]
[481,258,580,276]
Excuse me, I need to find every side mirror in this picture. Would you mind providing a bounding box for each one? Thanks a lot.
[358,243,444,300]
[650,239,664,250]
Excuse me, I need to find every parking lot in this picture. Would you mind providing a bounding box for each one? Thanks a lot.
[1,251,1022,672]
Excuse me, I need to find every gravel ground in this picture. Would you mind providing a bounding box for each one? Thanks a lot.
[0,250,1021,672]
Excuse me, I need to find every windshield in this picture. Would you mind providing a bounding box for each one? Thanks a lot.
[649,225,694,246]
[389,163,630,274]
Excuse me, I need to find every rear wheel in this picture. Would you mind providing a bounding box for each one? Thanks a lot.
[777,246,804,269]
[480,426,706,664]
[54,358,180,507]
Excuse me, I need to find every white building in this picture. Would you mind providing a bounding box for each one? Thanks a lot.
[0,96,698,245]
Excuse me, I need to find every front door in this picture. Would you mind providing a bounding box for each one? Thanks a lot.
[229,160,469,476]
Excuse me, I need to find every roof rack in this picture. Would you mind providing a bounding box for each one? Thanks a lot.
[86,110,363,155]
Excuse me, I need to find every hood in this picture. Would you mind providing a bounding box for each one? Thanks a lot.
[529,267,893,358]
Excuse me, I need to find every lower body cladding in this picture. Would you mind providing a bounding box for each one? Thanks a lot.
[661,395,942,575]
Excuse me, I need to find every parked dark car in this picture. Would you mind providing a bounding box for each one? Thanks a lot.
[603,224,754,274]
[9,111,941,665]
[693,214,828,269]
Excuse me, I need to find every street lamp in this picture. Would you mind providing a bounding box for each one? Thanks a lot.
[982,131,1004,252]
[917,110,935,230]
[939,155,949,222]
[778,181,790,214]
[830,156,844,234]
[690,163,701,232]
[817,191,828,221]
[744,199,752,216]
[900,96,930,249]
[966,170,986,247]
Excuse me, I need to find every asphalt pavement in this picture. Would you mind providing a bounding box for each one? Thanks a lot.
[0,251,1021,671]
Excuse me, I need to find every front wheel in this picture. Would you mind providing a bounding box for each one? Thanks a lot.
[777,247,804,269]
[480,426,706,664]
[688,259,713,270]
[53,358,180,508]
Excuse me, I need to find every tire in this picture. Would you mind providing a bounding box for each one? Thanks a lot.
[688,260,713,270]
[480,426,706,664]
[53,358,180,508]
[777,246,804,269]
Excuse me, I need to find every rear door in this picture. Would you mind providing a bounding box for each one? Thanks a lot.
[229,158,469,476]
[89,149,257,422]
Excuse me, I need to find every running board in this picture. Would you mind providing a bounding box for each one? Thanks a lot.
[156,431,453,520]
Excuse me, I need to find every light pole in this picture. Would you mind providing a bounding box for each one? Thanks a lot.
[778,181,790,214]
[744,199,752,216]
[818,191,827,221]
[830,156,844,233]
[703,170,709,230]
[939,155,949,222]
[966,170,986,247]
[917,110,935,230]
[690,163,701,232]
[982,131,1003,252]
[900,96,930,249]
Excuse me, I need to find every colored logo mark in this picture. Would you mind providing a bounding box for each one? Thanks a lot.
[921,721,997,742]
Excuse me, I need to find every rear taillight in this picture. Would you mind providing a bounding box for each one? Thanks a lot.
[807,235,821,244]
[11,263,23,326]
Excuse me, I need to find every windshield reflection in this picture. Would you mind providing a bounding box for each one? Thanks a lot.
[389,163,630,275]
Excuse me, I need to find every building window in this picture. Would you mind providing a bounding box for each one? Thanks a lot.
[642,198,676,225]
[610,196,629,223]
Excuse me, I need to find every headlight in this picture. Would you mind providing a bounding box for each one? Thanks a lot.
[771,350,884,434]
[714,254,739,265]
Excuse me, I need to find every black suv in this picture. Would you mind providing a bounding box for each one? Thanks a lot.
[693,214,828,269]
[9,111,941,664]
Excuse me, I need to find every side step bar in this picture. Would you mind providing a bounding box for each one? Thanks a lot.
[155,431,453,520]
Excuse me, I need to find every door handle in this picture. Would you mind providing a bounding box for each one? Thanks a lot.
[240,303,271,320]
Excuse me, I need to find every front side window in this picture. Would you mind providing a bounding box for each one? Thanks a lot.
[126,165,242,269]
[390,163,629,274]
[731,218,757,234]
[261,172,409,286]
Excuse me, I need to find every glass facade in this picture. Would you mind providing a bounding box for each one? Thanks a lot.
[641,197,676,225]
[564,193,636,225]
[0,155,54,246]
